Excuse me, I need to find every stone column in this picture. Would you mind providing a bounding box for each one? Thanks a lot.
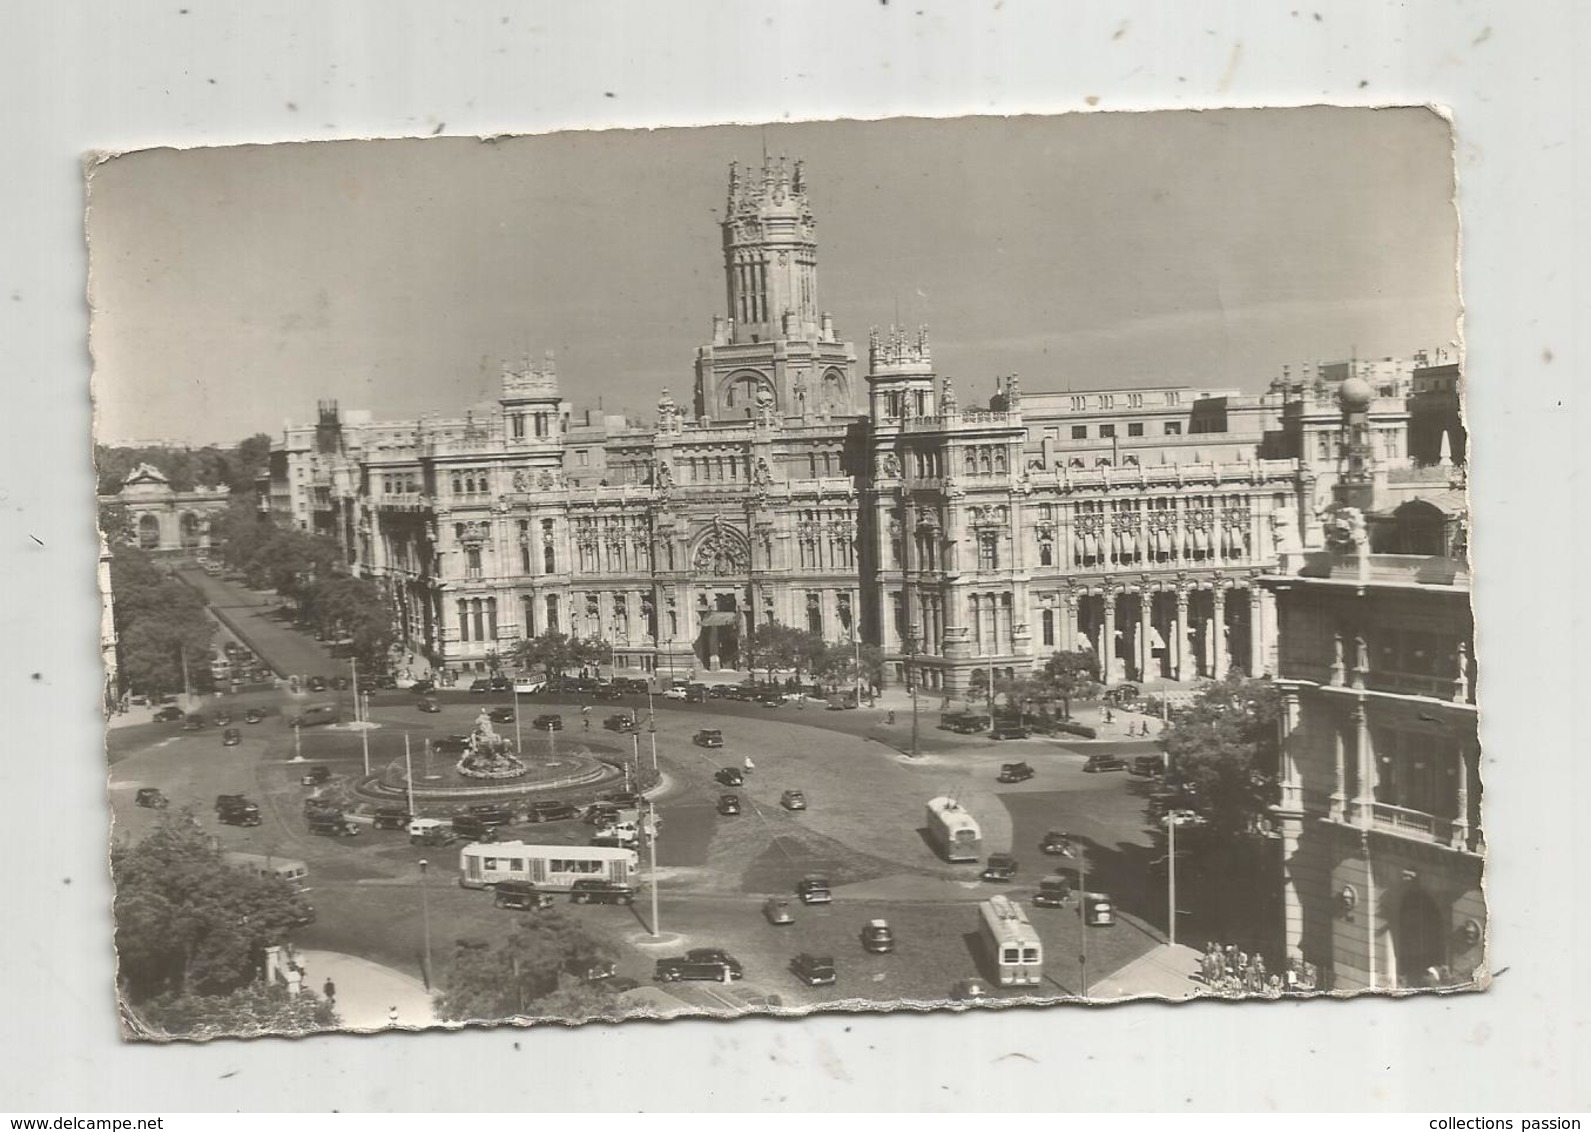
[1352,702,1374,825]
[1248,584,1265,677]
[1211,583,1227,678]
[1062,588,1079,653]
[1099,589,1115,686]
[1173,586,1189,681]
[1330,706,1348,820]
[1138,588,1153,683]
[1452,742,1471,849]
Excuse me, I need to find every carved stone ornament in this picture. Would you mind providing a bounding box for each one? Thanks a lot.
[460,521,490,547]
[512,470,531,492]
[693,519,750,577]
[875,452,902,479]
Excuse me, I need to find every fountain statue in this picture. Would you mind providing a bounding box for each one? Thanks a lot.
[456,708,529,779]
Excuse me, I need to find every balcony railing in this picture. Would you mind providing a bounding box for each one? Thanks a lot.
[1340,800,1479,853]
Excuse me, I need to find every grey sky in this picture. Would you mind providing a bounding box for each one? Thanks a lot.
[88,107,1458,445]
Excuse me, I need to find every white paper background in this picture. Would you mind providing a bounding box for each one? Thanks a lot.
[1,0,1582,1113]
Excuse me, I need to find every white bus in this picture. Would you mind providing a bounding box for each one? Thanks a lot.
[458,840,639,891]
[224,852,310,892]
[980,894,1043,986]
[925,796,982,862]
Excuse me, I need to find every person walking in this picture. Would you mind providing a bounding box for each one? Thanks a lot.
[323,978,336,1003]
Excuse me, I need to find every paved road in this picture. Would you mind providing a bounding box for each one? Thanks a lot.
[175,568,351,682]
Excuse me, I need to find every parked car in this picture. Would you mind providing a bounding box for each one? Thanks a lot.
[298,765,330,786]
[989,722,1030,741]
[487,707,515,724]
[997,761,1035,783]
[1040,830,1074,856]
[451,814,499,842]
[407,818,457,846]
[307,676,327,693]
[153,705,184,722]
[372,674,398,690]
[489,676,513,693]
[526,800,579,824]
[216,799,261,827]
[182,714,206,731]
[468,803,513,826]
[569,879,636,905]
[1130,754,1165,777]
[758,690,784,708]
[469,678,492,694]
[655,953,743,983]
[763,897,796,925]
[303,797,342,818]
[432,734,472,755]
[584,803,622,827]
[1083,754,1128,774]
[134,787,168,809]
[213,710,233,726]
[417,699,442,713]
[410,678,436,695]
[371,807,412,830]
[715,767,745,787]
[604,714,638,733]
[1081,891,1116,926]
[717,793,742,816]
[796,874,832,905]
[860,919,896,954]
[790,953,837,987]
[1033,873,1075,908]
[981,853,1019,882]
[591,822,640,848]
[604,790,643,809]
[221,727,241,747]
[950,977,995,1002]
[662,687,689,700]
[532,714,564,731]
[244,707,265,724]
[692,729,724,749]
[780,790,807,811]
[1160,809,1208,829]
[493,880,554,911]
[308,813,359,837]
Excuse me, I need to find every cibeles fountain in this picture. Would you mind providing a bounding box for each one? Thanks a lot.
[353,707,645,815]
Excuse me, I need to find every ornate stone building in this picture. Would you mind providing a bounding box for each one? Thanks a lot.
[1264,376,1479,990]
[100,463,232,554]
[274,158,1427,694]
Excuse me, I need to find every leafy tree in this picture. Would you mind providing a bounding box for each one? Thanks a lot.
[506,631,609,678]
[130,983,338,1041]
[1158,674,1282,842]
[435,911,617,1023]
[1040,648,1103,719]
[113,813,316,1003]
[109,545,215,696]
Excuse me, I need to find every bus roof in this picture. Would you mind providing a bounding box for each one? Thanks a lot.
[223,851,309,870]
[980,894,1038,940]
[458,841,638,862]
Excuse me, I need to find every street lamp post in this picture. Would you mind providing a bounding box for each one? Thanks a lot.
[418,858,433,990]
[359,708,370,777]
[906,623,921,759]
[645,801,661,938]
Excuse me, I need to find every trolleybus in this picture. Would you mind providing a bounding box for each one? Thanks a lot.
[458,840,639,891]
[925,796,982,862]
[979,894,1044,986]
[223,852,310,892]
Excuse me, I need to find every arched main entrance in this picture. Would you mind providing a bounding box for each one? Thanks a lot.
[137,513,161,550]
[1392,886,1447,987]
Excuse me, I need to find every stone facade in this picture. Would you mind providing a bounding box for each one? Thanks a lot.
[271,159,1437,694]
[100,463,232,554]
[1263,381,1480,991]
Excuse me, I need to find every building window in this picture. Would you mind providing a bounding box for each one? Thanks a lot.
[545,594,559,632]
[1099,424,1117,439]
[978,532,999,571]
[1070,396,1087,411]
[1128,422,1145,437]
[512,414,525,439]
[466,548,483,579]
[1128,393,1144,408]
[1165,391,1181,406]
[541,519,555,573]
[1100,395,1115,410]
[1164,421,1182,436]
[576,450,589,468]
[1071,425,1088,440]
[1041,608,1055,647]
[457,600,470,643]
[806,592,823,636]
[1039,541,1053,566]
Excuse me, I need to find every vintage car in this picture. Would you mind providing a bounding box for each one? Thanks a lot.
[997,761,1035,783]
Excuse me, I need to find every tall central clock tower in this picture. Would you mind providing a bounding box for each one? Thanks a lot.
[693,157,858,423]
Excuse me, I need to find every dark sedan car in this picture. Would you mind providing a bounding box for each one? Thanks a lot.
[468,803,513,826]
[1083,754,1129,774]
[791,953,837,987]
[605,714,638,733]
[153,705,185,723]
[526,800,579,824]
[469,678,492,694]
[135,787,168,809]
[981,853,1020,882]
[487,707,515,724]
[371,807,412,830]
[997,761,1035,783]
[307,676,327,693]
[410,678,436,695]
[569,879,636,905]
[532,714,564,731]
[221,727,241,747]
[1040,830,1074,856]
[714,767,745,787]
[989,722,1030,741]
[418,699,442,713]
[717,793,742,816]
[796,874,832,904]
[244,707,265,724]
